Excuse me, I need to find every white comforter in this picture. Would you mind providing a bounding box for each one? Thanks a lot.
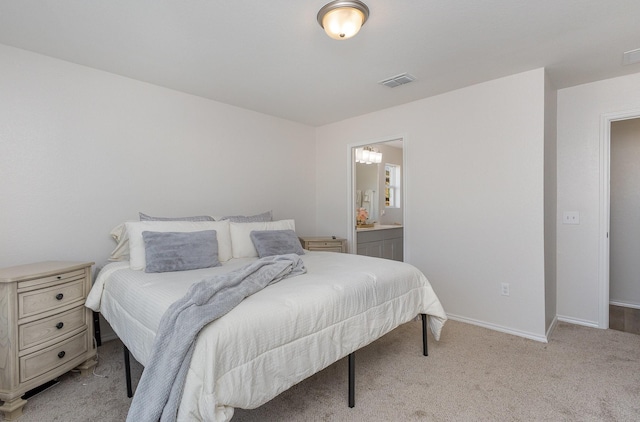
[86,252,446,421]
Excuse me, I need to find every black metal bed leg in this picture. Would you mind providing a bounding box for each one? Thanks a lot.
[124,345,133,398]
[348,352,355,408]
[421,314,428,356]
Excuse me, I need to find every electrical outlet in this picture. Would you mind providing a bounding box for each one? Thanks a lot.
[562,211,580,225]
[501,282,510,296]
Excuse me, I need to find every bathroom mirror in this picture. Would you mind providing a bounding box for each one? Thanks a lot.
[354,140,403,226]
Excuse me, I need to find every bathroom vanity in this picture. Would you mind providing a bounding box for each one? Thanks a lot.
[356,225,403,262]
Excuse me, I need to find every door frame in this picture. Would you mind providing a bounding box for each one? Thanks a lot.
[347,135,407,256]
[598,109,640,328]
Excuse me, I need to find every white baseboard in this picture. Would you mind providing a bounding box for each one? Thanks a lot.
[610,300,640,310]
[556,314,600,328]
[445,313,549,343]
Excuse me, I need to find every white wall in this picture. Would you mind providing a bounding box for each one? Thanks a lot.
[0,44,317,270]
[316,69,549,340]
[557,72,640,326]
[610,118,640,307]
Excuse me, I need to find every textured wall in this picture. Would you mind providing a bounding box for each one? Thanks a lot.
[0,45,316,269]
[316,69,549,340]
[557,71,640,326]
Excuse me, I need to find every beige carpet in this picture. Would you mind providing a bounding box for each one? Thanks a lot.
[7,320,640,421]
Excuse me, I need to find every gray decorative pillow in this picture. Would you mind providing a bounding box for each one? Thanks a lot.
[249,229,305,258]
[139,212,214,221]
[142,230,220,273]
[219,210,272,223]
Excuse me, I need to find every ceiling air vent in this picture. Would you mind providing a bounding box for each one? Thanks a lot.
[623,48,640,65]
[379,73,416,88]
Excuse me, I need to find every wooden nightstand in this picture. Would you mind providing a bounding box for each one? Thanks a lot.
[0,261,97,420]
[299,236,347,253]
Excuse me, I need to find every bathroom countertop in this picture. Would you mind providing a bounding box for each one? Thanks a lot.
[356,224,403,232]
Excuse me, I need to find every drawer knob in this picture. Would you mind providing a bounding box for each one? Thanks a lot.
[58,351,66,359]
[56,322,64,329]
[55,293,64,300]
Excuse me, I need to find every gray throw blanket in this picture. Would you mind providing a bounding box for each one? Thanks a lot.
[126,253,306,422]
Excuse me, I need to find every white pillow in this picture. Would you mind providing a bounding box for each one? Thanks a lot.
[109,215,219,261]
[230,219,295,258]
[126,220,232,270]
[109,222,134,261]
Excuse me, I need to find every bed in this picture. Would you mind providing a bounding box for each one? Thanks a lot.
[86,217,447,421]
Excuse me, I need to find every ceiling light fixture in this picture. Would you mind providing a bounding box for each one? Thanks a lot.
[317,0,370,40]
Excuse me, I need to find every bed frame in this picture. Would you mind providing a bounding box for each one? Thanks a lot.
[122,313,429,409]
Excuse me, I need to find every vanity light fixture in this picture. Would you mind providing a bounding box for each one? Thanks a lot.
[317,0,370,40]
[355,146,382,164]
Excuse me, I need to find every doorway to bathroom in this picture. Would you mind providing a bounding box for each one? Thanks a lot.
[349,137,405,259]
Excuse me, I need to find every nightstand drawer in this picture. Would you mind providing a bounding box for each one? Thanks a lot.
[311,246,344,252]
[20,330,89,383]
[18,279,86,320]
[19,306,87,351]
[17,269,85,290]
[306,240,343,248]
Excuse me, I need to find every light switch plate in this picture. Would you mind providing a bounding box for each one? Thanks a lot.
[563,211,580,225]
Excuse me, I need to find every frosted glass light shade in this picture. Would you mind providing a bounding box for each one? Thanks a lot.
[355,147,382,164]
[361,149,371,163]
[318,1,369,40]
[322,8,364,39]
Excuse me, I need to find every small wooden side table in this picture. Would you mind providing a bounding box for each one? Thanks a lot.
[0,261,97,420]
[299,236,347,253]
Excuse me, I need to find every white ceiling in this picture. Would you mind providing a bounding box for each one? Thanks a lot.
[1,1,639,126]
